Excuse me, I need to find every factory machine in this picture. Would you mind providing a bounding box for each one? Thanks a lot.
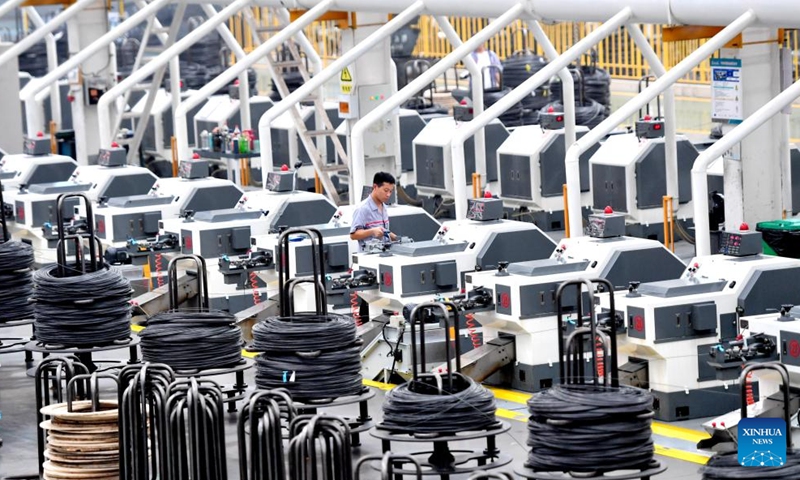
[496,110,601,231]
[128,88,204,160]
[157,168,337,312]
[589,116,708,240]
[4,145,157,261]
[356,196,557,381]
[597,227,800,421]
[0,134,77,197]
[412,116,509,217]
[454,210,686,392]
[243,186,441,315]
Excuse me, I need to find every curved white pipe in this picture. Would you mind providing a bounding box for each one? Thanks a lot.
[448,9,633,220]
[98,0,252,148]
[0,0,96,68]
[20,0,173,136]
[25,7,62,129]
[0,0,26,23]
[693,82,800,255]
[252,0,800,26]
[563,10,756,237]
[626,23,678,203]
[259,0,427,192]
[350,3,525,199]
[174,2,334,162]
[434,16,486,180]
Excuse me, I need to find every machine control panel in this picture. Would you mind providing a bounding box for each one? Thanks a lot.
[266,171,294,192]
[97,147,127,167]
[178,160,209,180]
[718,230,762,257]
[539,111,565,130]
[23,136,52,156]
[635,118,665,139]
[587,212,626,238]
[467,197,503,221]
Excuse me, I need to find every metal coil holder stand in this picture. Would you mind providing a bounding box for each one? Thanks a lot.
[166,254,252,412]
[372,301,512,479]
[238,389,298,480]
[25,193,139,371]
[119,362,176,480]
[164,377,228,480]
[518,278,666,480]
[356,452,424,480]
[288,414,354,480]
[275,228,375,446]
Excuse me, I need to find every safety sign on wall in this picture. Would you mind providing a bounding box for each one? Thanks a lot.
[340,67,354,95]
[711,58,743,124]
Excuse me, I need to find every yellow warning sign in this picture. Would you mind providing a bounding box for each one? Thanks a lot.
[340,67,354,94]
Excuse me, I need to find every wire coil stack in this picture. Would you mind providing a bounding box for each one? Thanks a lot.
[0,238,35,322]
[139,310,243,371]
[288,415,353,480]
[253,313,363,401]
[32,194,132,347]
[700,362,800,480]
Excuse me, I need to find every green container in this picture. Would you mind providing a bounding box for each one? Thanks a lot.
[756,219,800,258]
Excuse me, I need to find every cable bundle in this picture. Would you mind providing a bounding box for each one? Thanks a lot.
[581,65,612,117]
[139,310,243,371]
[382,372,496,433]
[33,263,132,347]
[252,314,363,401]
[502,52,550,111]
[484,87,524,127]
[525,384,654,473]
[539,99,606,128]
[0,240,35,321]
[701,450,800,479]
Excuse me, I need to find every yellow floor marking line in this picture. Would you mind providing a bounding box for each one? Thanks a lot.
[654,445,711,465]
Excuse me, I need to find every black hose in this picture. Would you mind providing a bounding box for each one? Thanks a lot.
[139,310,243,371]
[526,384,655,473]
[0,240,35,322]
[32,263,132,347]
[252,315,363,401]
[381,373,497,433]
[701,450,800,479]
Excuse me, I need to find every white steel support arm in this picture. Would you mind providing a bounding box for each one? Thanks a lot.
[200,3,251,131]
[447,9,632,220]
[98,0,252,148]
[528,18,576,171]
[350,3,524,198]
[434,16,486,180]
[626,23,678,203]
[693,79,800,255]
[19,0,173,136]
[0,0,25,22]
[175,1,334,162]
[259,0,427,187]
[0,0,96,68]
[563,10,757,237]
[24,7,62,130]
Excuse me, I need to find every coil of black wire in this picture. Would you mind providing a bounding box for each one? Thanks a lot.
[32,263,132,347]
[382,372,497,433]
[139,310,243,371]
[539,99,606,129]
[701,450,800,479]
[0,240,35,322]
[501,52,550,111]
[525,384,655,473]
[252,314,363,401]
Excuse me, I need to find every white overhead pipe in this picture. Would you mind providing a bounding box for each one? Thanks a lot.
[259,0,427,196]
[563,10,757,237]
[350,3,525,200]
[692,77,800,255]
[19,0,173,136]
[0,0,26,22]
[433,16,487,183]
[175,1,334,162]
[0,0,97,68]
[98,0,252,148]
[24,7,62,131]
[625,23,678,205]
[447,9,631,220]
[200,3,251,131]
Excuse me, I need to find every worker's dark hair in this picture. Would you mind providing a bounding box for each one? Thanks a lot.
[373,172,396,187]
